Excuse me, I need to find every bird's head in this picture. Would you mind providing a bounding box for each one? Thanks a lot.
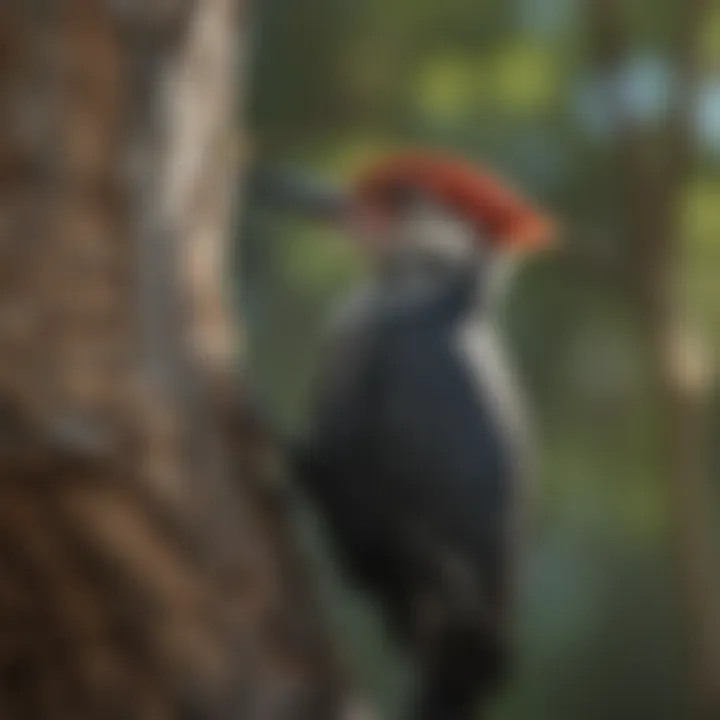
[349,153,556,282]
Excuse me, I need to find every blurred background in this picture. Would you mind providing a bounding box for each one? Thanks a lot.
[242,1,720,718]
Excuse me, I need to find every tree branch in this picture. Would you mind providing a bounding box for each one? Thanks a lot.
[667,0,709,192]
[586,0,661,303]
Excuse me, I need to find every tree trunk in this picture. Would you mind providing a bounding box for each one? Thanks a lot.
[0,1,346,718]
[658,318,720,720]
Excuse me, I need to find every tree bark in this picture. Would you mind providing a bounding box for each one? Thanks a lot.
[0,1,346,718]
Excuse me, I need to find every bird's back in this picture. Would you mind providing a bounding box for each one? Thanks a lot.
[367,280,516,584]
[303,272,526,599]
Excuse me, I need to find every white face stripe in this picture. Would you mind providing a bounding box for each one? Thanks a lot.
[454,317,531,467]
[388,202,486,268]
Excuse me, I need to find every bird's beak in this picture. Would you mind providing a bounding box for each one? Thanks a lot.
[251,167,351,224]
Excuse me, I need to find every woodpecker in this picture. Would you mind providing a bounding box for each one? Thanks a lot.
[292,154,554,720]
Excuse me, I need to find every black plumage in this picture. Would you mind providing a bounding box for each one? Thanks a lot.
[295,265,521,718]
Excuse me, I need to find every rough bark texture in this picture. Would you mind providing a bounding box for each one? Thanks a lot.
[0,1,345,718]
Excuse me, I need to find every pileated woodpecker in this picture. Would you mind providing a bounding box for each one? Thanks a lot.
[275,154,554,720]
